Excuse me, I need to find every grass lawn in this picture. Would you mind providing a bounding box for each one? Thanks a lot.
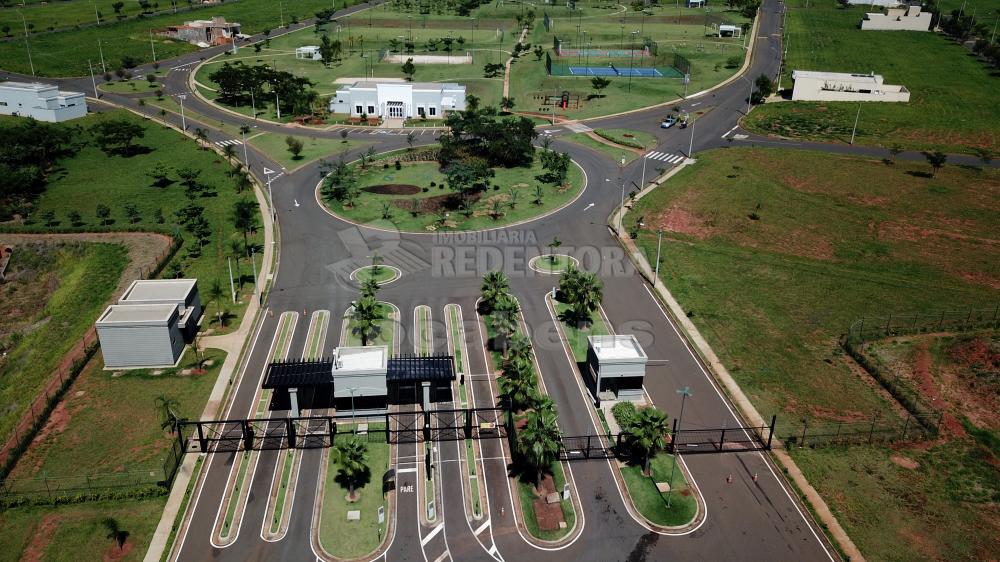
[354,265,399,285]
[8,349,224,482]
[415,306,432,356]
[4,110,264,336]
[344,303,397,349]
[620,453,697,527]
[318,430,390,559]
[324,150,585,232]
[515,460,576,541]
[0,497,167,562]
[554,301,609,362]
[560,132,641,164]
[594,128,658,150]
[97,75,166,95]
[531,254,574,274]
[248,132,372,171]
[630,146,999,560]
[744,1,999,153]
[0,242,127,455]
[0,0,368,77]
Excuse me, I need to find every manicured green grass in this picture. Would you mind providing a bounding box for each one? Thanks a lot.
[560,132,640,164]
[97,75,166,94]
[415,306,432,356]
[248,132,371,170]
[9,349,223,481]
[4,110,264,335]
[354,265,398,285]
[0,0,368,76]
[620,453,697,527]
[345,303,396,349]
[515,460,575,541]
[630,146,999,560]
[221,449,253,537]
[465,439,481,517]
[325,152,585,232]
[554,301,609,363]
[532,254,574,274]
[269,449,296,533]
[745,2,999,153]
[0,497,167,562]
[446,304,465,375]
[318,432,390,559]
[0,242,126,453]
[304,310,330,360]
[594,128,657,150]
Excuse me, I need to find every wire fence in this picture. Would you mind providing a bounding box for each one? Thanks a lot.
[846,306,1000,343]
[773,412,941,449]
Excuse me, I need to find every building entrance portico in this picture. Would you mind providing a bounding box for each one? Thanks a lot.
[386,101,405,118]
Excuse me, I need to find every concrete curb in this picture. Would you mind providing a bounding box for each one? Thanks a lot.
[610,160,864,562]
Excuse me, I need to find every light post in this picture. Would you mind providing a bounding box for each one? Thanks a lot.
[240,125,250,164]
[149,29,157,62]
[19,11,34,76]
[263,168,276,214]
[666,386,692,509]
[686,112,696,157]
[740,74,753,115]
[98,39,106,73]
[654,228,663,281]
[471,18,476,62]
[88,59,98,98]
[640,152,648,188]
[617,178,625,235]
[91,0,100,25]
[620,22,625,51]
[250,88,257,120]
[177,94,187,131]
[850,102,862,145]
[628,30,638,92]
[274,85,281,120]
[250,246,258,294]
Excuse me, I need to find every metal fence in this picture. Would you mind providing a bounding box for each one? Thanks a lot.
[773,412,940,449]
[846,306,1000,343]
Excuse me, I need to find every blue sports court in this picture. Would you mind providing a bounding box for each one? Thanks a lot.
[567,65,665,77]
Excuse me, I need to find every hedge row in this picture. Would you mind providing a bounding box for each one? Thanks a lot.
[0,484,168,510]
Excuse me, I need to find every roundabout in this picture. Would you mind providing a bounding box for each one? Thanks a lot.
[528,254,578,275]
[349,264,402,285]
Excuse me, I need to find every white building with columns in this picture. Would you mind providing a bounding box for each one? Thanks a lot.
[329,81,466,119]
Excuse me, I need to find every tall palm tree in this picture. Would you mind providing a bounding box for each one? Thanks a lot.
[229,239,244,287]
[222,143,236,162]
[480,270,510,313]
[625,407,670,476]
[490,294,520,357]
[507,333,533,366]
[232,199,258,247]
[570,270,603,326]
[351,297,384,346]
[208,279,227,325]
[360,276,380,300]
[498,358,536,412]
[334,436,369,502]
[517,406,561,490]
[102,517,128,551]
[156,395,181,433]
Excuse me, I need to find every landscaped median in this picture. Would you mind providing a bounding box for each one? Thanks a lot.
[476,272,579,543]
[545,273,701,532]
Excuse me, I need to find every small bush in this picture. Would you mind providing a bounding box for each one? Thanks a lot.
[422,187,429,192]
[611,401,638,430]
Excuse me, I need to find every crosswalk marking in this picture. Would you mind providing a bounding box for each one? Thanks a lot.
[646,151,684,164]
[421,523,444,546]
[215,139,243,147]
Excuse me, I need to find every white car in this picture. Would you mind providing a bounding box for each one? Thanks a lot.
[660,116,677,129]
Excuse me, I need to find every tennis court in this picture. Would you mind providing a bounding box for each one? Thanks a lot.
[567,65,674,78]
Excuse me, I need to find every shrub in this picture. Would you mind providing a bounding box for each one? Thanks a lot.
[611,401,638,430]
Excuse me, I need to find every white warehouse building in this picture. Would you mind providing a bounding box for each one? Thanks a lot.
[791,70,910,102]
[0,81,87,122]
[329,81,466,120]
[861,5,932,31]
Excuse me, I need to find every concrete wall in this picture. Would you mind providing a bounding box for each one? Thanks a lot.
[791,76,910,102]
[333,372,388,400]
[97,323,185,368]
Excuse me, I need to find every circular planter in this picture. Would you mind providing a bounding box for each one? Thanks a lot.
[529,254,578,274]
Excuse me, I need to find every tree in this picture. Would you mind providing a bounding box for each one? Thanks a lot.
[68,210,82,226]
[751,73,774,104]
[208,278,227,325]
[333,436,369,501]
[539,150,571,184]
[232,198,258,246]
[887,144,903,165]
[533,45,544,60]
[517,404,561,490]
[102,518,128,552]
[96,204,112,226]
[90,119,145,156]
[112,1,125,14]
[483,62,504,78]
[124,202,141,224]
[624,406,669,475]
[591,76,611,98]
[177,167,203,197]
[222,143,236,163]
[490,294,520,357]
[532,184,544,205]
[499,357,536,412]
[360,276,380,300]
[406,131,416,150]
[319,34,336,66]
[558,266,603,326]
[286,136,305,159]
[499,97,515,113]
[351,296,385,346]
[147,162,172,187]
[194,127,209,148]
[548,237,561,263]
[340,129,349,143]
[923,150,947,176]
[156,395,181,433]
[480,270,510,312]
[401,58,416,82]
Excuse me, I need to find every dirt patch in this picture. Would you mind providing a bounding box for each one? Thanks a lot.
[807,405,868,423]
[103,541,135,562]
[21,513,60,562]
[364,184,421,195]
[651,207,711,239]
[530,473,565,532]
[890,455,920,470]
[898,525,942,561]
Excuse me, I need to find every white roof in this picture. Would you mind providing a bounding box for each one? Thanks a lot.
[297,45,320,50]
[121,279,197,303]
[588,335,647,361]
[792,70,882,83]
[348,81,465,91]
[0,81,55,91]
[98,304,176,325]
[334,346,388,372]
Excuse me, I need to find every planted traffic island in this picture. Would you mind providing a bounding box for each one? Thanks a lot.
[350,264,402,286]
[529,254,578,275]
[593,128,658,151]
[319,107,585,232]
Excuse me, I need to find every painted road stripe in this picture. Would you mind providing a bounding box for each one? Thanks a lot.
[667,155,684,163]
[474,519,491,535]
[488,543,498,557]
[421,523,444,546]
[397,467,418,473]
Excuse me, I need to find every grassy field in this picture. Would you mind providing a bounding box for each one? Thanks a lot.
[318,430,390,559]
[554,301,609,362]
[344,303,397,349]
[8,349,224,481]
[0,497,167,562]
[594,128,658,150]
[324,150,585,231]
[0,0,368,76]
[4,110,264,335]
[630,146,999,560]
[620,453,697,527]
[0,242,126,455]
[531,253,574,273]
[248,132,372,170]
[560,132,641,164]
[745,1,999,153]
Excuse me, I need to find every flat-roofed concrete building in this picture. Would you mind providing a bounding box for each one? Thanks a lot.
[0,81,87,122]
[158,16,240,47]
[329,81,466,120]
[861,5,932,31]
[296,46,322,60]
[96,304,187,368]
[791,70,910,102]
[119,279,201,338]
[586,335,648,404]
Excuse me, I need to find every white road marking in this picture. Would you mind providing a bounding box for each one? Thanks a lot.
[397,467,418,473]
[583,203,595,211]
[474,519,491,535]
[722,125,739,138]
[421,523,444,546]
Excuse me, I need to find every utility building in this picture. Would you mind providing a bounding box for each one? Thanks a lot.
[791,70,910,102]
[295,46,322,60]
[0,81,87,123]
[861,5,932,31]
[586,335,648,405]
[329,81,466,120]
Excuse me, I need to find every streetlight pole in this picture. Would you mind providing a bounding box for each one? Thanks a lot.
[640,152,648,188]
[251,246,258,294]
[88,59,99,98]
[92,0,100,25]
[241,127,250,164]
[149,29,157,62]
[666,386,692,509]
[178,94,187,131]
[98,39,106,73]
[19,11,34,76]
[617,178,625,235]
[687,113,696,157]
[250,89,256,119]
[654,229,663,281]
[274,88,281,120]
[741,74,753,115]
[850,102,862,145]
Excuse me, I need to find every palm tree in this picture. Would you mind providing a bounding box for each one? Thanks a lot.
[498,358,536,411]
[517,405,561,490]
[208,279,227,325]
[406,131,416,150]
[222,143,236,162]
[230,239,244,288]
[351,297,385,346]
[360,276,380,300]
[490,294,520,357]
[625,407,670,476]
[507,333,533,365]
[156,395,181,433]
[559,267,603,326]
[480,270,510,312]
[102,517,128,551]
[334,436,369,502]
[232,199,258,247]
[548,236,561,263]
[194,127,208,147]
